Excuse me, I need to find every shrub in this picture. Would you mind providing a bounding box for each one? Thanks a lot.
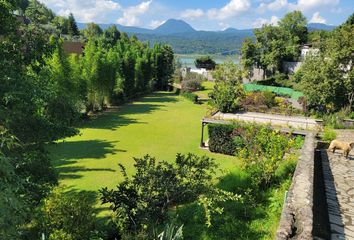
[181,92,198,104]
[208,124,236,155]
[181,79,203,92]
[100,154,219,234]
[208,122,300,189]
[263,91,276,108]
[38,187,97,240]
[322,127,336,142]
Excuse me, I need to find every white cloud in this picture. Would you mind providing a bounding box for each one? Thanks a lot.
[289,0,339,12]
[257,0,288,13]
[117,0,152,26]
[149,20,165,28]
[218,22,230,30]
[39,0,121,22]
[309,12,326,23]
[207,0,251,20]
[253,16,280,28]
[180,9,204,20]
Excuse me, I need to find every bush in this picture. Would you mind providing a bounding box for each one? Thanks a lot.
[208,122,301,189]
[100,153,218,234]
[181,92,198,104]
[208,124,236,155]
[322,127,336,142]
[181,79,203,92]
[263,91,276,108]
[38,187,97,240]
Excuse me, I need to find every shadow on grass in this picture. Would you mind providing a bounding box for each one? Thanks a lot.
[81,92,178,130]
[51,140,123,180]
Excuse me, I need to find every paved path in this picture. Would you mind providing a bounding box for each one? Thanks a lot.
[213,111,321,130]
[322,130,354,240]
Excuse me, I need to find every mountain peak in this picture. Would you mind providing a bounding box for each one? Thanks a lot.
[154,19,196,35]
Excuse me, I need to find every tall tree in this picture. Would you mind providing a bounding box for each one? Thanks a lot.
[68,13,79,36]
[83,22,103,39]
[278,11,308,61]
[103,25,120,47]
[240,37,257,79]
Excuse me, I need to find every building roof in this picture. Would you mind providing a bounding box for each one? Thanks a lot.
[63,41,85,55]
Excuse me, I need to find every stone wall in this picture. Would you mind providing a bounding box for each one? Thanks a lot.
[276,132,316,239]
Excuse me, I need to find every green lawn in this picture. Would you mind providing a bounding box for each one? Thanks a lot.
[195,81,215,98]
[49,91,238,195]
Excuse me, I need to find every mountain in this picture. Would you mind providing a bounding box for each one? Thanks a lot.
[154,19,196,35]
[308,23,336,31]
[77,19,336,54]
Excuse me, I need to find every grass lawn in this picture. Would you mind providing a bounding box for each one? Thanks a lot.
[48,91,239,204]
[195,81,215,98]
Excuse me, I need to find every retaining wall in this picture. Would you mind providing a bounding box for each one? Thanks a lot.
[276,133,316,239]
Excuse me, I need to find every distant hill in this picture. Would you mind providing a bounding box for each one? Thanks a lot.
[77,19,336,54]
[154,19,196,35]
[308,23,336,31]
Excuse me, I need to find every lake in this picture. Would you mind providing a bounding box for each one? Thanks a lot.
[175,54,240,69]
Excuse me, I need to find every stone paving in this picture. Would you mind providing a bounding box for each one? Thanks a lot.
[322,130,354,240]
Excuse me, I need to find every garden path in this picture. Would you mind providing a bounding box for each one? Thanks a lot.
[212,111,321,130]
[322,130,354,240]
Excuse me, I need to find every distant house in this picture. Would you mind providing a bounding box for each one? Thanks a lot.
[282,44,320,74]
[63,41,85,55]
[300,44,319,60]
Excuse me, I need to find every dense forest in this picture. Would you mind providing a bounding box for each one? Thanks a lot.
[0,0,173,238]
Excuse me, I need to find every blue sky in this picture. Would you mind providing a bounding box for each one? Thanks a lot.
[40,0,354,30]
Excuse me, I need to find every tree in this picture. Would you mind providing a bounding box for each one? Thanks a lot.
[53,16,69,34]
[25,0,54,24]
[194,56,216,70]
[278,11,308,61]
[103,25,120,47]
[83,22,103,39]
[296,19,354,112]
[67,13,79,36]
[209,61,245,112]
[240,37,256,79]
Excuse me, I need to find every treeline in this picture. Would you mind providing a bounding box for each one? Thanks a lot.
[0,0,173,238]
[47,32,173,115]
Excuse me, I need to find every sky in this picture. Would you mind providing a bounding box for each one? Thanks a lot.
[39,0,354,30]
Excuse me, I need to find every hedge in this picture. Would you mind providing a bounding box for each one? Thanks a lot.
[208,123,236,155]
[181,92,198,104]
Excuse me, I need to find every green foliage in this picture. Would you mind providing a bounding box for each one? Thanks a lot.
[296,23,354,112]
[240,37,257,78]
[67,13,79,36]
[243,11,308,76]
[194,56,216,70]
[83,22,103,39]
[181,79,203,93]
[208,122,302,188]
[100,153,223,235]
[38,187,97,240]
[209,61,245,112]
[158,224,183,240]
[25,0,55,24]
[181,92,199,104]
[208,124,236,155]
[322,127,337,142]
